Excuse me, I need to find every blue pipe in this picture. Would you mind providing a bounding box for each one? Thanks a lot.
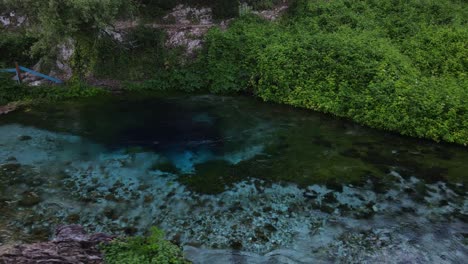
[0,68,17,73]
[0,66,63,83]
[19,66,63,83]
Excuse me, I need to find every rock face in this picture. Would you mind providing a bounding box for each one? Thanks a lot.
[0,225,114,264]
[163,5,214,54]
[114,3,290,55]
[8,3,289,84]
[0,11,26,29]
[115,5,215,55]
[254,3,289,21]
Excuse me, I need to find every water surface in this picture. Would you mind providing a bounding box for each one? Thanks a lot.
[0,95,466,263]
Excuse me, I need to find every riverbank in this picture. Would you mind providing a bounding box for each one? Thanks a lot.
[1,0,467,146]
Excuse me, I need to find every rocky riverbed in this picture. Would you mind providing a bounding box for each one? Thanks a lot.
[0,95,466,263]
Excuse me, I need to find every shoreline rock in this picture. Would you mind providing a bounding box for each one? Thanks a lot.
[0,102,21,116]
[0,225,114,264]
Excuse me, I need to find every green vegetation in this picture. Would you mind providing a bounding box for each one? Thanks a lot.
[137,0,282,19]
[1,0,467,145]
[101,227,189,264]
[93,26,168,81]
[0,74,107,105]
[1,0,132,59]
[0,33,37,66]
[194,0,467,145]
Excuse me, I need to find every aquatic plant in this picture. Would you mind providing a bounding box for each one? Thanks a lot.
[101,227,189,264]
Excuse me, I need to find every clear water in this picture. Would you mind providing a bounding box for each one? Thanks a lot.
[0,95,466,263]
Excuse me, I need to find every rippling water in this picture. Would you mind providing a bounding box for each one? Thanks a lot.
[0,95,466,263]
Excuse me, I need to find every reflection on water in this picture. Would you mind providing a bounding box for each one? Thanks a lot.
[0,95,466,263]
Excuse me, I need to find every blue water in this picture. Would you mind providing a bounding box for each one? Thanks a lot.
[0,94,466,263]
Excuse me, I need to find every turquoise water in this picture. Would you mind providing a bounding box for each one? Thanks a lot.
[0,95,466,263]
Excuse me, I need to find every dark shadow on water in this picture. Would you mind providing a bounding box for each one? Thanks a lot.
[1,94,466,191]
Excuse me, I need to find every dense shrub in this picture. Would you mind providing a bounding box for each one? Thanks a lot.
[0,32,37,66]
[196,0,468,145]
[255,29,418,112]
[101,227,189,264]
[288,0,467,38]
[93,26,167,80]
[202,15,282,93]
[126,65,205,92]
[2,0,133,59]
[0,74,107,105]
[401,25,467,78]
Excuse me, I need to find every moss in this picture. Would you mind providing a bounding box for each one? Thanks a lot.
[150,160,179,174]
[319,204,335,214]
[18,191,42,207]
[177,122,410,194]
[230,240,243,250]
[125,146,146,155]
[179,160,243,194]
[66,213,81,223]
[322,192,338,204]
[143,195,154,203]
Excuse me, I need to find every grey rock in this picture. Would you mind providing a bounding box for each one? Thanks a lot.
[0,225,115,264]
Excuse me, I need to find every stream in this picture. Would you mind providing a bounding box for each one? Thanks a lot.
[0,94,466,263]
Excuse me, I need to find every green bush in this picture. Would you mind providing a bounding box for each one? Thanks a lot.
[101,227,189,264]
[196,0,468,145]
[201,15,282,93]
[126,65,205,92]
[401,24,467,77]
[0,75,107,105]
[0,32,37,66]
[256,29,418,113]
[288,0,467,38]
[93,26,167,80]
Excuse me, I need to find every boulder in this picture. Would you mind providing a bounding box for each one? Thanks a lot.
[0,225,115,264]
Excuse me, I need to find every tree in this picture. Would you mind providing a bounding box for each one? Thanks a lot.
[1,0,134,69]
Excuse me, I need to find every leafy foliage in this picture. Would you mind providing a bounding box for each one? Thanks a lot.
[0,74,107,105]
[125,65,205,92]
[101,227,189,264]
[201,15,282,93]
[136,0,283,19]
[3,0,467,145]
[195,0,468,145]
[1,0,134,71]
[93,26,167,81]
[0,32,37,66]
[401,24,467,78]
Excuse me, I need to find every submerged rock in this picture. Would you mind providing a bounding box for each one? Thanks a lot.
[18,191,42,207]
[0,225,114,264]
[17,135,32,141]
